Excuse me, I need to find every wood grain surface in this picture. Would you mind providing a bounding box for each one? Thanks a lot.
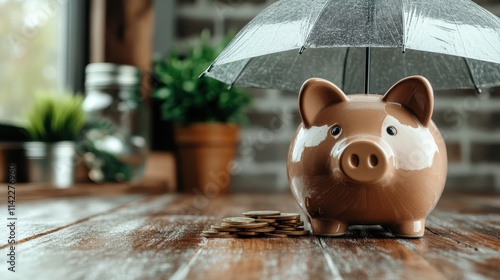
[0,192,498,280]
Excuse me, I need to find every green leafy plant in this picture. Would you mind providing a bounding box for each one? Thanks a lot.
[25,93,86,142]
[153,30,251,125]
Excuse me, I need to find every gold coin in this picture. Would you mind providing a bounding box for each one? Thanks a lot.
[222,217,255,224]
[245,226,276,233]
[202,233,237,238]
[211,225,239,232]
[230,222,268,229]
[277,224,300,228]
[281,221,304,227]
[201,230,232,237]
[220,222,236,227]
[276,224,303,229]
[242,210,280,217]
[255,218,276,223]
[278,226,304,231]
[275,229,310,236]
[279,219,301,224]
[264,233,287,238]
[266,213,300,220]
[221,222,266,228]
[237,231,259,236]
[276,226,298,231]
[213,235,237,238]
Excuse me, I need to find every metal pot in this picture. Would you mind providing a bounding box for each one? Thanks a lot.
[23,141,76,188]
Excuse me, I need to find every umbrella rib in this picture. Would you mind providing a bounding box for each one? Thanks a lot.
[299,0,333,52]
[228,58,253,89]
[401,0,406,52]
[449,10,482,94]
[341,48,351,91]
[463,58,482,94]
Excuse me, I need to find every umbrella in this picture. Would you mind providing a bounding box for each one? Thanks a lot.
[200,0,500,94]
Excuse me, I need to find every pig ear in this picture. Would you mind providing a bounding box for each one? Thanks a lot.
[299,78,348,128]
[382,76,434,127]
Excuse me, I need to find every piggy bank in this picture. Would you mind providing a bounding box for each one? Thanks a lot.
[287,76,447,238]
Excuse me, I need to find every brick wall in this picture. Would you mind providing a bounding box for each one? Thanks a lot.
[433,89,500,192]
[169,0,500,192]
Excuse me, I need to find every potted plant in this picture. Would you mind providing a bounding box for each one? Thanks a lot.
[153,30,251,194]
[23,93,86,188]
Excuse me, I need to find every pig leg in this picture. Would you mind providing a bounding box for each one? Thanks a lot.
[388,219,426,238]
[310,218,347,236]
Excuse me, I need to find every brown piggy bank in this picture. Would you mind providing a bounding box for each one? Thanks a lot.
[287,76,447,238]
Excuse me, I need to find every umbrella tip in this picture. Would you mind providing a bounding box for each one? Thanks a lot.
[402,45,406,53]
[299,46,306,54]
[199,64,214,79]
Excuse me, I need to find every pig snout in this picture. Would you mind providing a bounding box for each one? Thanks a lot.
[340,140,392,184]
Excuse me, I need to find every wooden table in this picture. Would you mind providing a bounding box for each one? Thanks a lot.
[0,190,499,280]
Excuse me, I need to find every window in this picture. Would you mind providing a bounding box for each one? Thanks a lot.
[0,0,68,124]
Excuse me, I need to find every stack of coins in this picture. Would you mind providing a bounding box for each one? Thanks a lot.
[201,210,310,238]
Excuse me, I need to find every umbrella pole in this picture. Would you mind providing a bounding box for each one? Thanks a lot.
[365,47,371,94]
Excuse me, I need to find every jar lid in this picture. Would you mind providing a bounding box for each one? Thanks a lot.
[85,63,141,87]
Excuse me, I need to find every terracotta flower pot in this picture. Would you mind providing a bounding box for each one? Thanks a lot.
[174,123,239,195]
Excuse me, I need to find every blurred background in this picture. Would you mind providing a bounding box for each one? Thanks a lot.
[0,0,499,193]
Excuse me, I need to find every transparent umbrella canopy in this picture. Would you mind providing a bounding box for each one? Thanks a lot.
[201,0,500,94]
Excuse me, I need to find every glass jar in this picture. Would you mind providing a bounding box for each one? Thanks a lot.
[82,63,148,182]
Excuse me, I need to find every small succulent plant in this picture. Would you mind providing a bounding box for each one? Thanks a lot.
[24,93,86,142]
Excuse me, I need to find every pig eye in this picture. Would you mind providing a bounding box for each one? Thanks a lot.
[387,126,397,136]
[331,125,342,137]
